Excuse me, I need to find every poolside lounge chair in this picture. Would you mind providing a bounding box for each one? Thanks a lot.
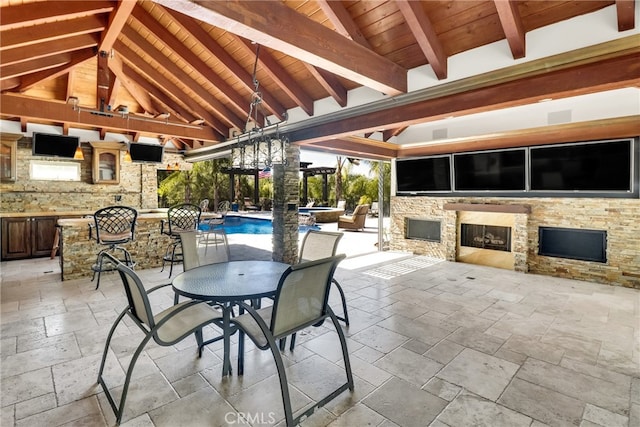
[338,204,369,231]
[370,201,379,217]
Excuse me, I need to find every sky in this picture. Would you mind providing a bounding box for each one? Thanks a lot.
[299,149,374,177]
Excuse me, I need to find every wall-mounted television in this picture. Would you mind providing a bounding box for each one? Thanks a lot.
[32,133,79,158]
[530,139,632,192]
[396,155,451,193]
[128,142,164,163]
[453,148,526,191]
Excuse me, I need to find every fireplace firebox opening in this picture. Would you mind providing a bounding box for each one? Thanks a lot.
[461,224,512,252]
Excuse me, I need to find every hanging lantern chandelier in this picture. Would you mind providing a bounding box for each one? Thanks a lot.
[231,44,288,170]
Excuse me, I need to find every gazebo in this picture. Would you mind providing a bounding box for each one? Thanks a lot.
[300,162,336,205]
[223,162,337,209]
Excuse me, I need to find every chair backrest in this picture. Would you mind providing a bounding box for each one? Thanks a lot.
[93,206,138,245]
[103,252,155,328]
[336,200,346,210]
[299,230,343,263]
[167,203,201,234]
[270,254,346,338]
[352,204,370,217]
[180,230,230,270]
[218,201,230,213]
[179,231,200,271]
[370,202,379,211]
[199,199,209,212]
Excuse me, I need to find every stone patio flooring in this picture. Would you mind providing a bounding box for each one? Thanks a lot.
[1,223,638,427]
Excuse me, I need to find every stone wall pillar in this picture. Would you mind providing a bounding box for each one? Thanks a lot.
[271,143,300,264]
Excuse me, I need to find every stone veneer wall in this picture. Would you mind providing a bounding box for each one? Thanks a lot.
[271,144,300,265]
[390,196,640,289]
[0,138,185,212]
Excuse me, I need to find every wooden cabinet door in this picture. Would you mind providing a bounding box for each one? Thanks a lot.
[31,217,57,257]
[1,218,31,260]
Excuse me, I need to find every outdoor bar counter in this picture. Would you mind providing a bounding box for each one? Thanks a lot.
[56,210,220,281]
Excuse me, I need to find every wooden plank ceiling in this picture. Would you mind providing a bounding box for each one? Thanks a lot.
[0,0,638,160]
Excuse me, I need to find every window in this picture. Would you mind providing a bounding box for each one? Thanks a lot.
[30,160,81,181]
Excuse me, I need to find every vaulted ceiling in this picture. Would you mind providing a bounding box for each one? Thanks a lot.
[1,0,638,161]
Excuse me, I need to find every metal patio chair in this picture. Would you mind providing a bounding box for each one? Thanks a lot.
[160,203,201,277]
[97,253,222,424]
[232,254,353,426]
[89,205,138,289]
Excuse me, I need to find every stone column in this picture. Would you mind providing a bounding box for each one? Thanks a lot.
[271,143,300,264]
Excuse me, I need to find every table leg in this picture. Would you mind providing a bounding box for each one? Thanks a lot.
[222,302,232,376]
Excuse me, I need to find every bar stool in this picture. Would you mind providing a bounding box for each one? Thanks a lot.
[89,206,138,289]
[160,203,201,277]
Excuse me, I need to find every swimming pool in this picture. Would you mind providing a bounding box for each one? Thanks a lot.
[200,215,320,235]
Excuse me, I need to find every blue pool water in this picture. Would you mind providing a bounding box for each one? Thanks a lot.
[200,215,319,235]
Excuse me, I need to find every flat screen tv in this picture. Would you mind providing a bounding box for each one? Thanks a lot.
[128,143,164,163]
[32,133,79,158]
[530,139,632,192]
[396,156,451,193]
[454,148,526,191]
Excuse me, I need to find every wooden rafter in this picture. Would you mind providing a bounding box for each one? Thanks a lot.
[162,6,286,121]
[1,33,98,67]
[396,0,448,79]
[232,35,314,117]
[155,0,408,95]
[115,33,230,134]
[316,0,370,47]
[0,14,105,50]
[99,0,136,52]
[16,48,95,92]
[304,63,347,107]
[0,93,222,143]
[290,48,640,144]
[109,55,158,115]
[0,1,113,31]
[616,0,636,31]
[131,6,248,121]
[494,0,526,59]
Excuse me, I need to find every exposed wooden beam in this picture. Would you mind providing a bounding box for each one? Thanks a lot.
[117,29,238,132]
[114,40,227,136]
[162,6,286,121]
[109,55,157,115]
[0,14,105,51]
[304,63,347,107]
[118,58,196,122]
[616,0,636,31]
[298,136,397,160]
[494,0,526,59]
[97,50,110,111]
[108,76,121,109]
[0,1,113,31]
[131,6,248,121]
[155,0,407,95]
[232,35,314,117]
[396,0,448,79]
[0,54,71,80]
[0,93,222,143]
[316,0,370,47]
[288,47,640,144]
[99,0,136,52]
[17,48,95,92]
[383,127,408,141]
[1,77,20,91]
[398,116,640,157]
[1,33,98,66]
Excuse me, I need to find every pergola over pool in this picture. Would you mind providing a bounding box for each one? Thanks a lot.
[222,162,337,208]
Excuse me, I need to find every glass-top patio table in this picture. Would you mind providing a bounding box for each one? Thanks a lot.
[172,260,290,376]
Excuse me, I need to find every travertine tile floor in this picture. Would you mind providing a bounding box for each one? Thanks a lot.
[1,235,639,427]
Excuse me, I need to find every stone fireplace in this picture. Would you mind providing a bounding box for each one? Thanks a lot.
[451,205,529,271]
[390,197,639,288]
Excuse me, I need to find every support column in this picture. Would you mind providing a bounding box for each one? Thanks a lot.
[272,143,300,264]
